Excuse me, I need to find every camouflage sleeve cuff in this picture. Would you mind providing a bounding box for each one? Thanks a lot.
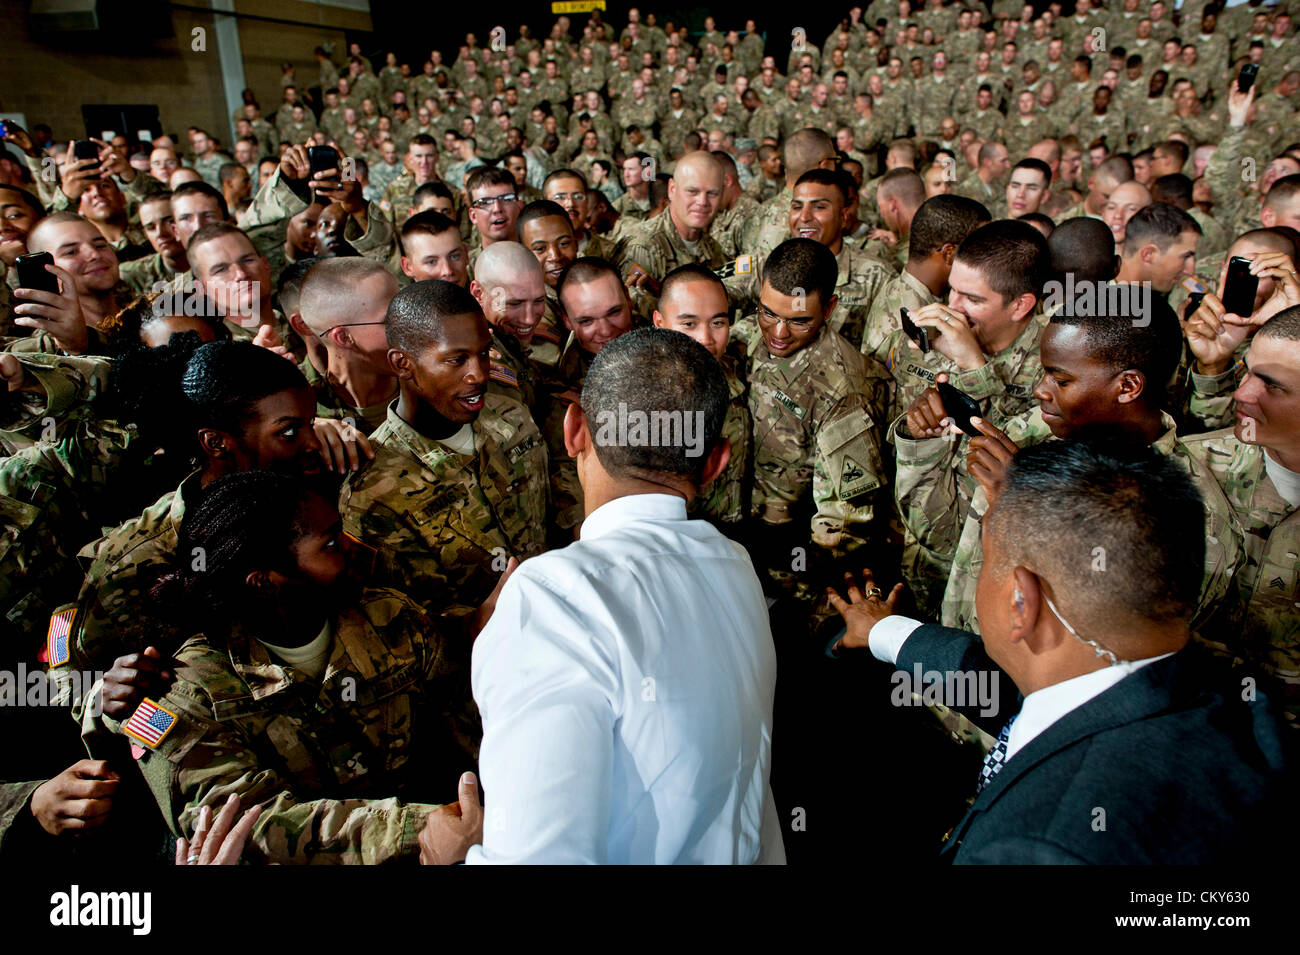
[0,353,105,433]
[948,360,1002,402]
[1190,367,1237,399]
[348,202,394,254]
[0,781,44,855]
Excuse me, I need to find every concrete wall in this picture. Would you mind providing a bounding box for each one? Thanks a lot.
[0,0,370,151]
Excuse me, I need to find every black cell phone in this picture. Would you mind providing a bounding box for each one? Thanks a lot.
[900,307,930,353]
[308,145,340,177]
[1222,255,1259,317]
[1237,63,1259,95]
[73,139,101,179]
[937,381,983,437]
[1184,290,1207,316]
[15,251,59,297]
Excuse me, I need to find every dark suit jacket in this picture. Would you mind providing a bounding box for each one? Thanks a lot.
[896,625,1294,864]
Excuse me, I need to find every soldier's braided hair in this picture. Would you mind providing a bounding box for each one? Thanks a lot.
[180,340,312,436]
[151,471,333,621]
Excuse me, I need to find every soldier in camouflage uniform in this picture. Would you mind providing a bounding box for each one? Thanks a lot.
[618,153,727,318]
[651,265,750,528]
[340,282,548,617]
[94,472,475,864]
[1183,307,1300,725]
[535,258,636,535]
[740,240,890,593]
[709,153,762,261]
[469,241,548,416]
[47,342,335,714]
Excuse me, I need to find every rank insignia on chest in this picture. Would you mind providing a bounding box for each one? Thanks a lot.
[773,389,807,420]
[123,698,179,750]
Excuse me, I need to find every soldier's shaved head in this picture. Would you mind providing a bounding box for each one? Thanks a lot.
[1049,217,1119,284]
[299,257,398,335]
[474,240,544,290]
[781,128,836,183]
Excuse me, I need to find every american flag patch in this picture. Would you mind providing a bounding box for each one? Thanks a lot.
[45,608,75,667]
[122,698,179,749]
[488,361,517,386]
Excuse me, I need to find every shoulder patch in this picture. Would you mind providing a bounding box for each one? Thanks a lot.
[44,608,75,667]
[532,326,563,345]
[488,361,518,387]
[122,698,180,750]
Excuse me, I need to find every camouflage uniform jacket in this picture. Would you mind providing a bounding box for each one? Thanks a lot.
[743,321,889,553]
[1183,430,1300,719]
[47,470,203,712]
[485,326,540,418]
[828,243,895,351]
[340,397,549,616]
[938,410,1244,636]
[618,211,725,283]
[99,590,476,863]
[743,186,793,263]
[710,194,762,260]
[691,351,751,527]
[861,267,938,372]
[299,356,393,437]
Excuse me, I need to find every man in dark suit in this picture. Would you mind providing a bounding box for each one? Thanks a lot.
[828,439,1293,863]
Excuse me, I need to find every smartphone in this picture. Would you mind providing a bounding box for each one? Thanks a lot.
[900,307,930,353]
[0,120,9,138]
[1237,63,1259,95]
[1184,291,1207,316]
[1222,255,1259,317]
[937,381,983,437]
[15,251,59,297]
[308,145,340,177]
[73,139,101,179]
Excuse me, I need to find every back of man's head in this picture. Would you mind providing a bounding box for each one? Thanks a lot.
[1150,173,1193,208]
[984,438,1204,650]
[1122,201,1200,257]
[908,194,991,260]
[782,128,836,181]
[1050,217,1118,283]
[474,240,543,289]
[580,326,728,482]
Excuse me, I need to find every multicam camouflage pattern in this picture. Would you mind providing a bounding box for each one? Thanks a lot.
[937,411,1244,636]
[1183,429,1300,724]
[861,268,938,370]
[618,210,726,285]
[98,591,477,864]
[691,351,751,526]
[742,186,794,264]
[828,244,895,351]
[743,320,890,554]
[339,396,549,615]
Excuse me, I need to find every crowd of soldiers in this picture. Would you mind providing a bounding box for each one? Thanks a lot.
[0,0,1297,865]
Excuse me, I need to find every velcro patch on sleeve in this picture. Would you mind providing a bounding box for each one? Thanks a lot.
[818,408,883,500]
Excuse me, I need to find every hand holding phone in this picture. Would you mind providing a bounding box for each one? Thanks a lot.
[900,306,930,353]
[936,380,983,437]
[73,139,102,180]
[15,252,60,298]
[1237,63,1259,95]
[1221,255,1259,317]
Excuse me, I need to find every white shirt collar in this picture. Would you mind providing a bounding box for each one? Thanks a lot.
[579,493,688,541]
[1005,651,1175,762]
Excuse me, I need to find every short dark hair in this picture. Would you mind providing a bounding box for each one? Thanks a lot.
[908,194,992,260]
[386,278,484,355]
[984,439,1206,635]
[954,220,1051,303]
[660,263,727,306]
[186,220,252,257]
[172,180,229,219]
[1012,157,1053,185]
[413,181,453,205]
[1150,173,1193,207]
[1049,217,1118,284]
[794,167,850,203]
[557,256,621,309]
[544,167,588,191]
[466,165,516,197]
[1153,139,1190,167]
[580,327,728,482]
[1123,202,1201,255]
[399,210,460,251]
[517,199,573,235]
[1048,290,1182,397]
[761,238,838,307]
[1256,303,1300,343]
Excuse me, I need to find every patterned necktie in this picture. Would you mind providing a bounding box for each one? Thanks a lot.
[976,715,1018,794]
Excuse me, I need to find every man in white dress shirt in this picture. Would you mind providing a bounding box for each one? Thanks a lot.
[419,327,786,864]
